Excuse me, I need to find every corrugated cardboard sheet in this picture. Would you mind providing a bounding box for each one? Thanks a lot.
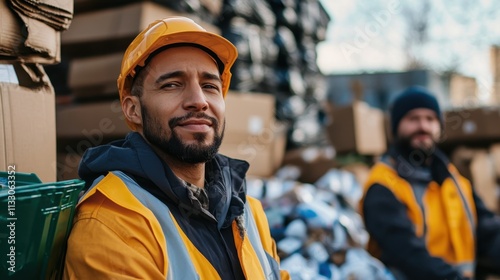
[0,63,56,182]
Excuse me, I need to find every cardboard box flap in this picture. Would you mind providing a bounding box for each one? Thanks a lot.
[0,1,61,64]
[16,13,59,57]
[10,0,73,30]
[0,63,51,87]
[13,0,73,15]
[13,63,51,87]
[0,0,25,57]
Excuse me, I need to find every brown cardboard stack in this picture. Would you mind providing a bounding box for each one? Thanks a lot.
[56,100,130,144]
[72,0,223,22]
[443,104,500,214]
[0,0,73,64]
[449,74,478,107]
[67,53,123,99]
[451,145,500,214]
[281,146,337,183]
[444,106,500,144]
[326,101,387,155]
[0,63,57,182]
[0,0,73,181]
[470,150,498,213]
[220,91,287,178]
[62,1,220,57]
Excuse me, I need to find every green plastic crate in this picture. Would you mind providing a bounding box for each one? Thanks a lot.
[0,171,84,279]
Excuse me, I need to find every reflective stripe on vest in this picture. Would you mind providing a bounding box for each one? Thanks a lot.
[243,200,279,280]
[448,171,476,239]
[112,171,279,279]
[456,261,475,278]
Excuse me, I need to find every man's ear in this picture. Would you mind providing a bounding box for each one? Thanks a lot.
[122,95,142,127]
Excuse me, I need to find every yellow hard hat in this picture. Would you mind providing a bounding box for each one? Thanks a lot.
[117,16,238,104]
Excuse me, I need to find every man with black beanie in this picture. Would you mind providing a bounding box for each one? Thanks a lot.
[360,85,500,280]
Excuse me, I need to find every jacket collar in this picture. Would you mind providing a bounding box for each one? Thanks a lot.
[79,132,249,228]
[130,132,249,228]
[386,144,451,185]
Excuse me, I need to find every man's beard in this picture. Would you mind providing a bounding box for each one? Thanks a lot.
[396,131,437,165]
[141,105,224,164]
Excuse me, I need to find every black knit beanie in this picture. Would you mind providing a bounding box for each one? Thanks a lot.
[390,86,443,136]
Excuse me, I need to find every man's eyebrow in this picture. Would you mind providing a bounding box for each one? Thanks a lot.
[155,71,184,85]
[154,71,221,85]
[201,72,221,83]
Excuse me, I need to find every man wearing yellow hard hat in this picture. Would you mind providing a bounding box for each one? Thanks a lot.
[63,16,290,280]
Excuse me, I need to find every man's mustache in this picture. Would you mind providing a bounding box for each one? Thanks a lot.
[168,112,219,129]
[410,130,432,138]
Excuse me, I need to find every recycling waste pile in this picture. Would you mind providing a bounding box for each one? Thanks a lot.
[247,166,396,280]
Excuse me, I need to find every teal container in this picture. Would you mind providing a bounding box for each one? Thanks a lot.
[0,171,84,280]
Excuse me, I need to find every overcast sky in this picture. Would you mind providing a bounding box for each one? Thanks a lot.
[317,0,500,97]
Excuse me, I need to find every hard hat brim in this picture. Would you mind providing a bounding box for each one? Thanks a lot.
[118,31,237,100]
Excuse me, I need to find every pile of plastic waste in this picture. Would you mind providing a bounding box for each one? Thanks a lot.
[247,167,396,280]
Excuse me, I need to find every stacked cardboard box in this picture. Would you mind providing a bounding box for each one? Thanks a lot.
[492,46,500,105]
[0,0,69,64]
[281,146,337,183]
[449,74,478,107]
[444,106,500,145]
[220,91,287,178]
[0,0,73,181]
[326,101,387,156]
[0,64,57,182]
[451,145,500,214]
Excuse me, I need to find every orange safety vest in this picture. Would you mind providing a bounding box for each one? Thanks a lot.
[361,161,477,276]
[64,171,289,279]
